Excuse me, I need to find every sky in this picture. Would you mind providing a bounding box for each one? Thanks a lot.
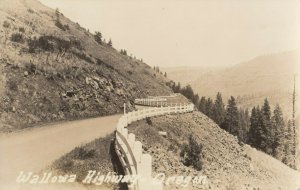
[39,0,300,67]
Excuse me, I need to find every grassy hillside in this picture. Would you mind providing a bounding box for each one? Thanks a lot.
[128,112,300,190]
[0,0,172,132]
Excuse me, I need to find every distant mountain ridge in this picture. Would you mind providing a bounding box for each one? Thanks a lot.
[164,49,300,118]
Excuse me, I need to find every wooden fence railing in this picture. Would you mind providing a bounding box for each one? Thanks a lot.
[115,101,194,190]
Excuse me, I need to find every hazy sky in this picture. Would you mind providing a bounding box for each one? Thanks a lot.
[39,0,300,67]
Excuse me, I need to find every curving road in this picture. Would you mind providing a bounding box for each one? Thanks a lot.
[0,114,121,190]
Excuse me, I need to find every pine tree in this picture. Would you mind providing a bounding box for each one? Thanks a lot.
[174,82,181,93]
[192,94,200,106]
[272,104,285,159]
[262,99,273,155]
[221,96,239,136]
[180,134,203,170]
[212,92,226,125]
[182,85,194,101]
[198,97,207,114]
[55,8,60,18]
[238,108,250,142]
[248,107,258,146]
[206,98,214,118]
[94,31,102,44]
[108,39,113,47]
[284,120,295,167]
[257,107,269,152]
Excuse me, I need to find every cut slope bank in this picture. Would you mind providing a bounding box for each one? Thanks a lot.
[0,0,171,132]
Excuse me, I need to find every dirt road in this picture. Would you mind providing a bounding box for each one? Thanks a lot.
[0,114,121,189]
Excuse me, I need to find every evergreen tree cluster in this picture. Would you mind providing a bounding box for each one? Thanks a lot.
[94,31,102,44]
[120,49,127,56]
[93,31,113,47]
[153,66,167,77]
[167,81,199,105]
[166,80,295,168]
[120,49,144,63]
[248,101,295,168]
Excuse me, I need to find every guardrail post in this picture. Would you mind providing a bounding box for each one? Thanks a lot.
[128,133,135,147]
[123,128,128,139]
[152,179,163,190]
[134,141,142,164]
[138,154,153,190]
[124,103,126,115]
[141,154,152,178]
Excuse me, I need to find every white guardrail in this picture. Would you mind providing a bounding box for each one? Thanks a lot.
[134,93,181,107]
[114,102,194,190]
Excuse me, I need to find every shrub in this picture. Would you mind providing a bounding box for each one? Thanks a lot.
[27,8,34,13]
[3,20,10,28]
[28,36,54,52]
[55,19,69,31]
[11,33,24,43]
[7,80,18,91]
[25,62,36,74]
[19,27,25,33]
[180,134,203,170]
[146,117,152,125]
[73,51,93,63]
[28,35,82,53]
[55,159,74,173]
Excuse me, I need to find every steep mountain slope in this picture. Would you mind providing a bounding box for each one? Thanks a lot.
[0,0,171,132]
[128,112,300,190]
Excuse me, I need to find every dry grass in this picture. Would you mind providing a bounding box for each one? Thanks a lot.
[51,133,115,183]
